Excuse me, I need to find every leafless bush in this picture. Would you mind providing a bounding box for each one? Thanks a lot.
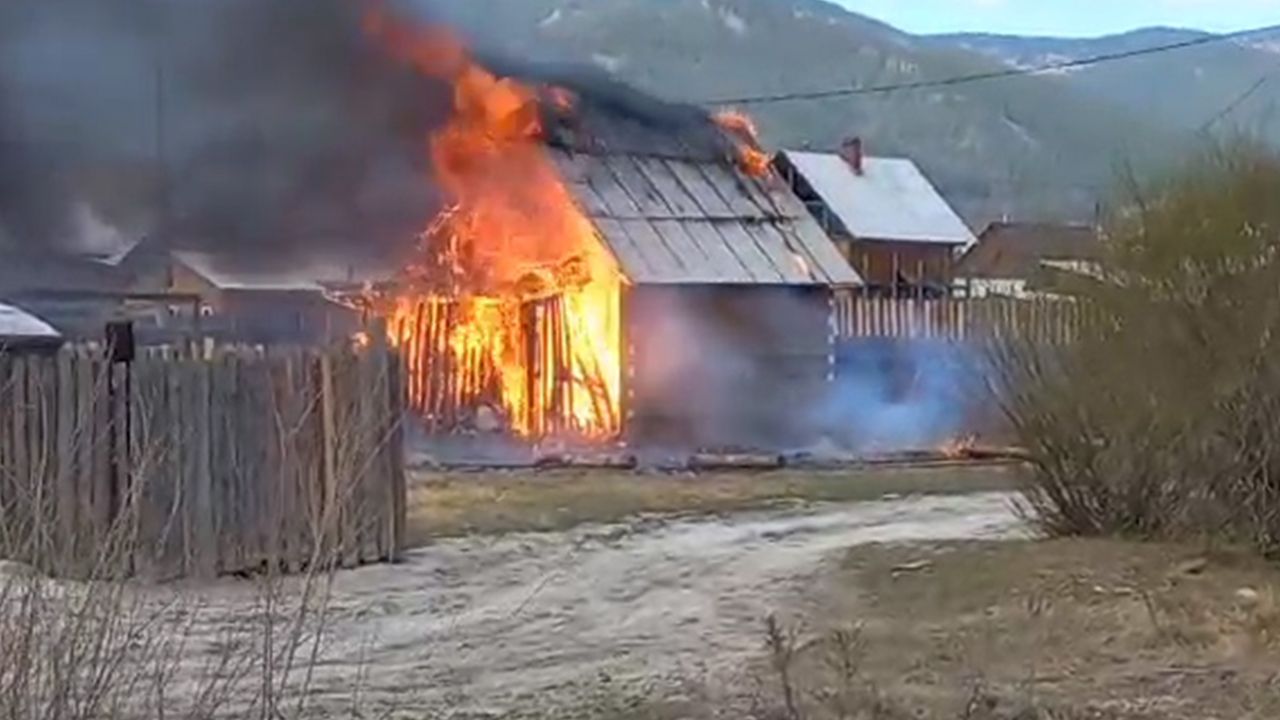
[992,141,1280,554]
[0,349,395,719]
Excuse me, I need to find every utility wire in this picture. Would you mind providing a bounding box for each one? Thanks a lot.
[1199,67,1277,132]
[703,26,1274,106]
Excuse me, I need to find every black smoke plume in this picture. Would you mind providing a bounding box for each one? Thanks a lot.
[0,0,446,256]
[0,0,728,262]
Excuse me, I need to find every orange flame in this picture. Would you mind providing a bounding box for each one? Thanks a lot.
[366,8,622,438]
[713,109,771,177]
[939,436,977,460]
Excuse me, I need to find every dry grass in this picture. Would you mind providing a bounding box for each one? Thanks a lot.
[790,538,1280,719]
[0,484,352,719]
[557,539,1280,719]
[405,464,1023,542]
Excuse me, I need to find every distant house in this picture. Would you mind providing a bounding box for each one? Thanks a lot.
[167,251,362,343]
[0,248,141,340]
[776,139,976,296]
[0,303,62,353]
[955,221,1100,299]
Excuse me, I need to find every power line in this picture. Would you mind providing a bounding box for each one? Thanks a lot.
[702,26,1274,106]
[1199,67,1277,132]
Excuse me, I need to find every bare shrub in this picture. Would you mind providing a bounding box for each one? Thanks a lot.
[993,142,1280,554]
[0,347,395,719]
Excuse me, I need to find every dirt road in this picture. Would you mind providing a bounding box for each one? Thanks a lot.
[267,491,1021,715]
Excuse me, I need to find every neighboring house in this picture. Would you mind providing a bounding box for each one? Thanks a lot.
[0,248,143,340]
[0,303,62,353]
[955,221,1101,298]
[776,139,976,296]
[167,251,362,343]
[0,248,130,296]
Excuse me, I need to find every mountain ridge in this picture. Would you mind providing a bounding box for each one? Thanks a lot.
[418,0,1278,228]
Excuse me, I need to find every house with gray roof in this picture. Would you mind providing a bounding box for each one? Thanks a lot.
[167,251,361,343]
[776,139,975,296]
[0,303,62,352]
[955,221,1101,298]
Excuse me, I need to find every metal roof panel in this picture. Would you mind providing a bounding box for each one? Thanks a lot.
[557,151,863,287]
[780,150,976,246]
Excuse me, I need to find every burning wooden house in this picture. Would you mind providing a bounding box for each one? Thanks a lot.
[365,12,861,450]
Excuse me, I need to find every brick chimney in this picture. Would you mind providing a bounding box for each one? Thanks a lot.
[839,137,864,175]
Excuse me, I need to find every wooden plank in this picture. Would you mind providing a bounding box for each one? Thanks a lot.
[355,347,380,563]
[737,169,793,220]
[387,347,406,561]
[215,352,242,574]
[0,356,12,558]
[129,356,155,579]
[130,355,161,578]
[260,354,283,572]
[279,349,308,572]
[606,156,675,219]
[368,324,395,562]
[72,352,95,568]
[176,357,196,576]
[0,355,11,552]
[191,357,215,577]
[633,156,701,217]
[153,355,182,579]
[335,349,361,568]
[318,352,338,567]
[648,220,721,283]
[87,357,112,572]
[739,222,804,284]
[593,218,659,284]
[586,165,644,220]
[242,348,269,573]
[110,361,132,576]
[564,180,611,218]
[663,159,737,219]
[673,218,756,284]
[613,218,687,282]
[29,356,53,571]
[300,351,323,566]
[11,355,28,559]
[697,163,770,220]
[226,349,249,574]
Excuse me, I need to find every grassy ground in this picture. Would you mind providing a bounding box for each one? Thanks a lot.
[400,465,1280,718]
[405,463,1022,543]
[575,539,1280,720]
[764,538,1280,719]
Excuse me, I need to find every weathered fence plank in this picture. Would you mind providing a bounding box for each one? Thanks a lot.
[835,296,1091,343]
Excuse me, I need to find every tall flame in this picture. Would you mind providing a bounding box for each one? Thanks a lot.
[366,8,622,438]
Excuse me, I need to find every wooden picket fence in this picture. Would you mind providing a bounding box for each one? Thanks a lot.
[0,339,406,580]
[834,296,1095,344]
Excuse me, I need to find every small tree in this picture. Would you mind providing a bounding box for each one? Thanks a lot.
[995,142,1280,554]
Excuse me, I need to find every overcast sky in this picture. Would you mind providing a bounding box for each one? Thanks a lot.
[835,0,1280,37]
